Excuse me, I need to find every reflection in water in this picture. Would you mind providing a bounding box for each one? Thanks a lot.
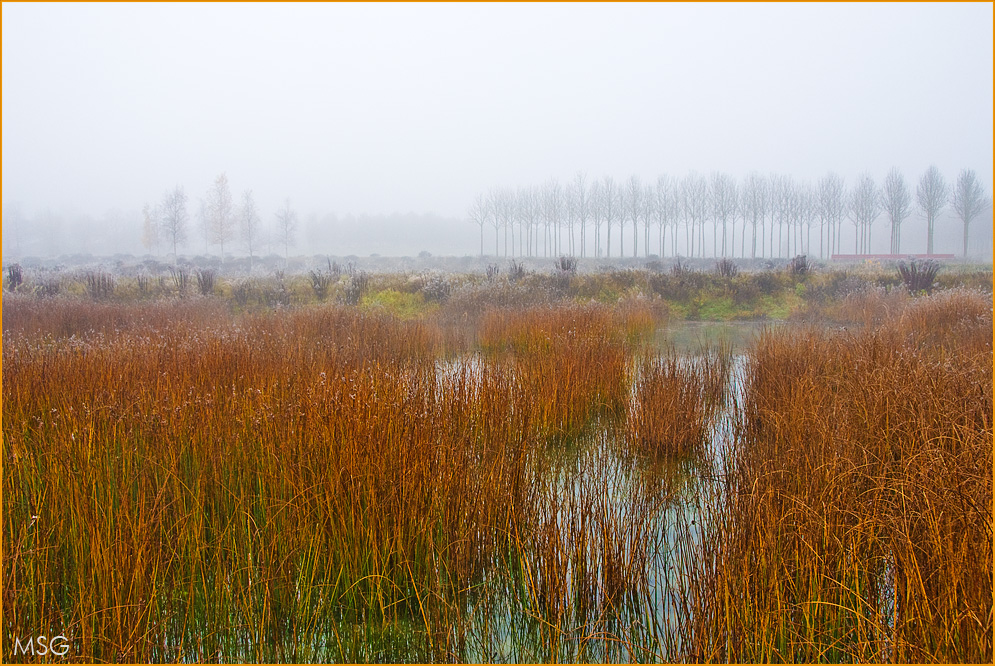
[657,319,781,354]
[429,352,745,663]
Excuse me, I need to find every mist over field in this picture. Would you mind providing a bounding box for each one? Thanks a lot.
[2,3,992,261]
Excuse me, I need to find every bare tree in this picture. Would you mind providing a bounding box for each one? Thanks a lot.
[781,177,813,257]
[680,172,709,257]
[562,184,578,257]
[916,165,948,255]
[203,173,235,261]
[641,183,656,257]
[817,173,845,259]
[880,167,912,255]
[159,185,188,264]
[785,179,801,256]
[529,185,544,257]
[275,197,298,265]
[654,175,675,257]
[951,169,991,258]
[624,175,643,257]
[485,188,512,258]
[569,172,590,257]
[141,202,161,257]
[513,188,526,257]
[848,173,880,254]
[239,190,261,270]
[601,176,620,258]
[540,181,562,257]
[784,178,798,257]
[676,177,690,256]
[589,179,605,257]
[741,173,768,259]
[517,186,541,257]
[468,192,491,257]
[770,174,795,258]
[795,182,815,255]
[485,189,501,256]
[710,172,737,258]
[494,187,516,258]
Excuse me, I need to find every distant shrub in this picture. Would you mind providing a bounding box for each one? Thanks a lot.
[822,270,866,299]
[170,267,190,296]
[788,255,809,277]
[898,259,940,295]
[421,273,453,303]
[608,268,637,291]
[507,260,526,283]
[6,263,23,291]
[728,275,761,305]
[344,271,369,305]
[555,256,578,275]
[196,269,216,296]
[645,259,664,272]
[309,269,332,301]
[84,270,115,300]
[715,258,739,278]
[231,279,255,308]
[671,259,695,278]
[37,278,61,298]
[751,270,782,294]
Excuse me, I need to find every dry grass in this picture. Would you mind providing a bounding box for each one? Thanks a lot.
[691,287,993,662]
[2,298,663,661]
[3,302,524,660]
[479,303,656,442]
[3,288,989,662]
[626,346,730,457]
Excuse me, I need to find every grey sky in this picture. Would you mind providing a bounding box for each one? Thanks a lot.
[2,2,992,253]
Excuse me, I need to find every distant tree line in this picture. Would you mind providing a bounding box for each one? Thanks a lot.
[142,172,298,267]
[468,168,991,260]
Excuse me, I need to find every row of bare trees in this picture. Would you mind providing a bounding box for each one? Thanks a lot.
[469,168,990,259]
[142,173,299,266]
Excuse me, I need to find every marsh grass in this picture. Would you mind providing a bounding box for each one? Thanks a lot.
[4,303,509,660]
[627,346,731,457]
[2,287,990,662]
[2,299,664,661]
[479,303,656,442]
[693,287,993,662]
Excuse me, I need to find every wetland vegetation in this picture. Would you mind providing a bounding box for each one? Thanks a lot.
[2,261,991,662]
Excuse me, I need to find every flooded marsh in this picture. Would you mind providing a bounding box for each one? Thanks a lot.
[2,289,991,663]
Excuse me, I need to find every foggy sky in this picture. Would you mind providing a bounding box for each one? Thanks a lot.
[2,2,992,258]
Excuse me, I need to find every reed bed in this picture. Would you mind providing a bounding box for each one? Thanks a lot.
[479,303,655,441]
[626,346,730,457]
[3,302,527,661]
[2,298,666,662]
[3,289,988,663]
[695,287,993,662]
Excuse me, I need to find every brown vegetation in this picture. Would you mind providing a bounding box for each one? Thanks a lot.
[2,285,990,662]
[693,288,993,662]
